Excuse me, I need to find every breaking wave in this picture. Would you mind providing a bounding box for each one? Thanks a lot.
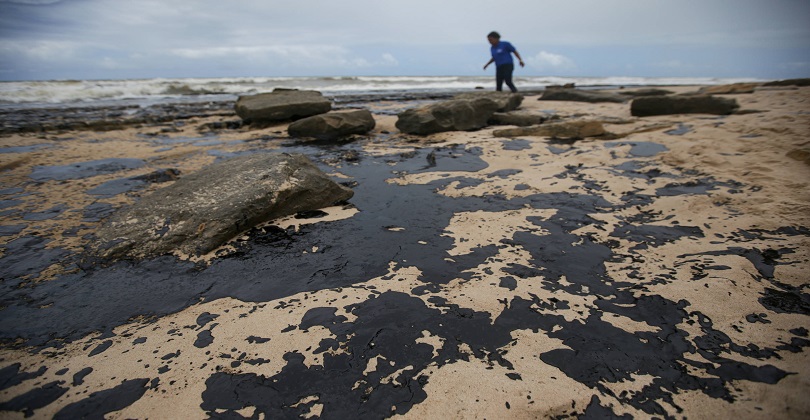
[0,75,759,108]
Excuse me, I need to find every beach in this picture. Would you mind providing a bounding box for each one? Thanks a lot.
[1,81,809,418]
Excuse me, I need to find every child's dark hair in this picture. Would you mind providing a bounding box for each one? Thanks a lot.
[487,31,501,39]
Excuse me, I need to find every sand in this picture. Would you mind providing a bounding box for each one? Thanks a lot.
[0,85,808,419]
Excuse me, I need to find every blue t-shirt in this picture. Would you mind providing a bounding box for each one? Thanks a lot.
[491,41,516,66]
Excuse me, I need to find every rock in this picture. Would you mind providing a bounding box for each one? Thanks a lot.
[395,97,500,135]
[288,109,376,140]
[453,91,523,112]
[618,88,675,97]
[131,168,181,183]
[630,95,739,117]
[493,120,606,139]
[91,153,353,260]
[489,111,547,127]
[763,78,810,87]
[540,87,627,103]
[697,83,761,94]
[234,90,332,123]
[200,120,243,132]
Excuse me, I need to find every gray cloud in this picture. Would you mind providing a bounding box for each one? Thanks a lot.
[1,0,808,80]
[0,0,64,4]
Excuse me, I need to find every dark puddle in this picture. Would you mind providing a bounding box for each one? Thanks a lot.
[657,178,726,196]
[87,178,147,197]
[0,199,24,210]
[0,224,26,236]
[606,141,668,157]
[0,381,68,417]
[52,378,150,420]
[1,140,808,418]
[0,189,33,221]
[761,288,810,315]
[547,144,571,155]
[23,204,68,221]
[82,202,116,222]
[0,363,47,391]
[208,149,260,160]
[29,158,145,182]
[501,139,532,151]
[611,160,677,181]
[86,168,180,197]
[665,123,692,136]
[0,188,25,195]
[142,134,214,145]
[143,135,246,150]
[0,144,52,154]
[0,236,71,285]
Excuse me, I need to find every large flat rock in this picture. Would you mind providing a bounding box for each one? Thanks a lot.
[453,91,523,112]
[631,95,739,116]
[395,97,501,135]
[92,153,353,260]
[288,109,376,140]
[235,90,332,123]
[540,87,627,103]
[493,120,606,139]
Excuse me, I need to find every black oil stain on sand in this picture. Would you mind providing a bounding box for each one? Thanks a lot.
[1,141,808,418]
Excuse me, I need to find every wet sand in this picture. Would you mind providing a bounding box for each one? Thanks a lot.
[0,85,809,418]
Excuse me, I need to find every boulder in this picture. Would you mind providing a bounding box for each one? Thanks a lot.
[92,153,353,260]
[235,89,332,123]
[288,109,376,140]
[489,111,547,127]
[618,88,675,97]
[540,87,627,103]
[493,120,606,139]
[453,91,523,112]
[395,97,501,135]
[630,95,739,117]
[763,78,810,87]
[697,83,761,95]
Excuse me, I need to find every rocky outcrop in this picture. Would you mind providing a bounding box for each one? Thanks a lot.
[618,88,674,97]
[493,120,606,139]
[631,95,739,116]
[540,87,627,103]
[288,110,376,140]
[453,92,523,112]
[395,97,501,135]
[697,83,761,95]
[92,153,353,260]
[0,101,235,135]
[489,111,548,127]
[763,78,810,87]
[235,90,332,123]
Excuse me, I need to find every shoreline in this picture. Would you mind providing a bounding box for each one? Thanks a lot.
[0,83,754,134]
[0,83,808,418]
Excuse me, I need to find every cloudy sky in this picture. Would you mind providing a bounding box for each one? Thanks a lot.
[1,0,808,81]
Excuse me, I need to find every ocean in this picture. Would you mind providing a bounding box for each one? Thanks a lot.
[0,75,760,110]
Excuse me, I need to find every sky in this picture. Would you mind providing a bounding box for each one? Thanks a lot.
[0,0,808,81]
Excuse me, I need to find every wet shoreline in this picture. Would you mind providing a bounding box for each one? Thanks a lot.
[0,89,548,134]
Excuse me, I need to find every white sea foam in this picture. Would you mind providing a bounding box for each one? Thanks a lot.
[0,75,761,108]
